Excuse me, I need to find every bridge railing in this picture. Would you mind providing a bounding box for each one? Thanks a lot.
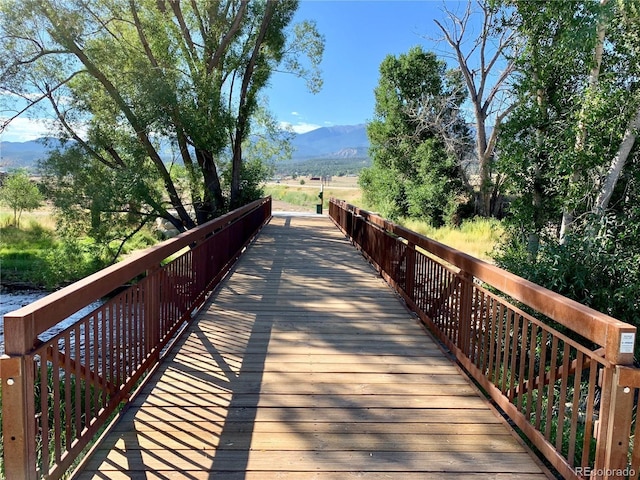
[0,197,271,480]
[330,198,640,480]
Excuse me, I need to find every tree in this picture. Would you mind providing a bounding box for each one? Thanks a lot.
[496,0,606,255]
[433,0,517,217]
[497,0,640,255]
[493,0,640,331]
[0,170,44,227]
[360,46,472,226]
[0,0,322,243]
[590,0,640,218]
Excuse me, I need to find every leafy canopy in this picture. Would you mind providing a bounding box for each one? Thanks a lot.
[360,46,471,226]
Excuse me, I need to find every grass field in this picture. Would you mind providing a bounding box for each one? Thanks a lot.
[0,206,157,289]
[265,177,503,261]
[266,176,363,211]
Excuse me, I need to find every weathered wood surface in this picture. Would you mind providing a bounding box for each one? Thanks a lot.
[74,215,549,479]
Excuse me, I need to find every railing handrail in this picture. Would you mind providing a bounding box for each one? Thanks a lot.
[3,198,269,356]
[334,199,636,365]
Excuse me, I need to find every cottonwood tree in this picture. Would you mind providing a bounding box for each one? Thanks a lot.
[0,0,322,245]
[433,0,517,217]
[494,0,640,329]
[498,0,640,254]
[589,0,640,218]
[496,0,608,255]
[360,46,472,226]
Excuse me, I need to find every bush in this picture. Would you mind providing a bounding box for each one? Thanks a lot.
[493,214,640,335]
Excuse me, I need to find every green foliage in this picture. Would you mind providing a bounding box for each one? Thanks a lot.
[222,156,273,206]
[498,0,640,244]
[1,0,323,242]
[494,211,640,331]
[360,46,472,226]
[0,170,44,227]
[0,217,158,288]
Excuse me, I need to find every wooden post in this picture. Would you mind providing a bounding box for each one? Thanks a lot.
[594,366,635,479]
[1,355,37,480]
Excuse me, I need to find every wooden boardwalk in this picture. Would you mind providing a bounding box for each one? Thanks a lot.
[75,215,549,479]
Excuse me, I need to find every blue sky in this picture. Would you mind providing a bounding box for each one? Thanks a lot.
[268,0,466,133]
[1,0,466,142]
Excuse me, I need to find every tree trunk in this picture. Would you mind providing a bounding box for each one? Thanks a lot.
[195,148,225,224]
[230,2,275,209]
[592,106,640,215]
[476,118,491,216]
[559,0,609,242]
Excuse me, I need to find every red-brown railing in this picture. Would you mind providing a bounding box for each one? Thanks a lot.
[330,198,640,480]
[0,197,271,480]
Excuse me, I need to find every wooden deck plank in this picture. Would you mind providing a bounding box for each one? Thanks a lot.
[74,215,549,479]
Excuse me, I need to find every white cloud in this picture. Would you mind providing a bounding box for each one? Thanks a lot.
[1,117,56,142]
[291,111,300,116]
[279,121,322,134]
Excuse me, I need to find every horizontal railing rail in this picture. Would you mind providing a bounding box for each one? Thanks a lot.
[0,197,272,480]
[330,198,640,480]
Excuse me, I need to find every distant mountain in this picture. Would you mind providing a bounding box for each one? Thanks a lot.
[291,124,369,160]
[0,124,371,172]
[0,138,62,170]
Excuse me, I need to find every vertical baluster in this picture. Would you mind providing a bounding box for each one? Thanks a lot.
[486,298,497,381]
[41,348,51,474]
[94,310,101,409]
[84,317,91,432]
[115,295,122,388]
[492,304,504,386]
[469,287,481,366]
[545,336,559,439]
[555,342,571,452]
[535,329,548,430]
[526,322,538,420]
[63,332,72,451]
[509,312,522,402]
[136,283,141,362]
[567,350,584,466]
[501,308,513,394]
[127,288,133,379]
[514,315,527,406]
[101,307,108,408]
[405,242,415,302]
[74,326,82,441]
[52,339,61,463]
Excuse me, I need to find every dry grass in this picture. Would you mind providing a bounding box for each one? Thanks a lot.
[265,176,364,210]
[399,217,503,262]
[265,179,503,262]
[0,205,57,229]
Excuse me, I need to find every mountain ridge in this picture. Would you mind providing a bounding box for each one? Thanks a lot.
[0,124,370,171]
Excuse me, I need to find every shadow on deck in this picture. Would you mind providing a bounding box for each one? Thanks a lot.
[73,215,550,479]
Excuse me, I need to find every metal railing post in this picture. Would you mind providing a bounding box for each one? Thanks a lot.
[404,242,416,302]
[594,366,635,478]
[145,266,162,362]
[1,355,37,479]
[457,271,474,356]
